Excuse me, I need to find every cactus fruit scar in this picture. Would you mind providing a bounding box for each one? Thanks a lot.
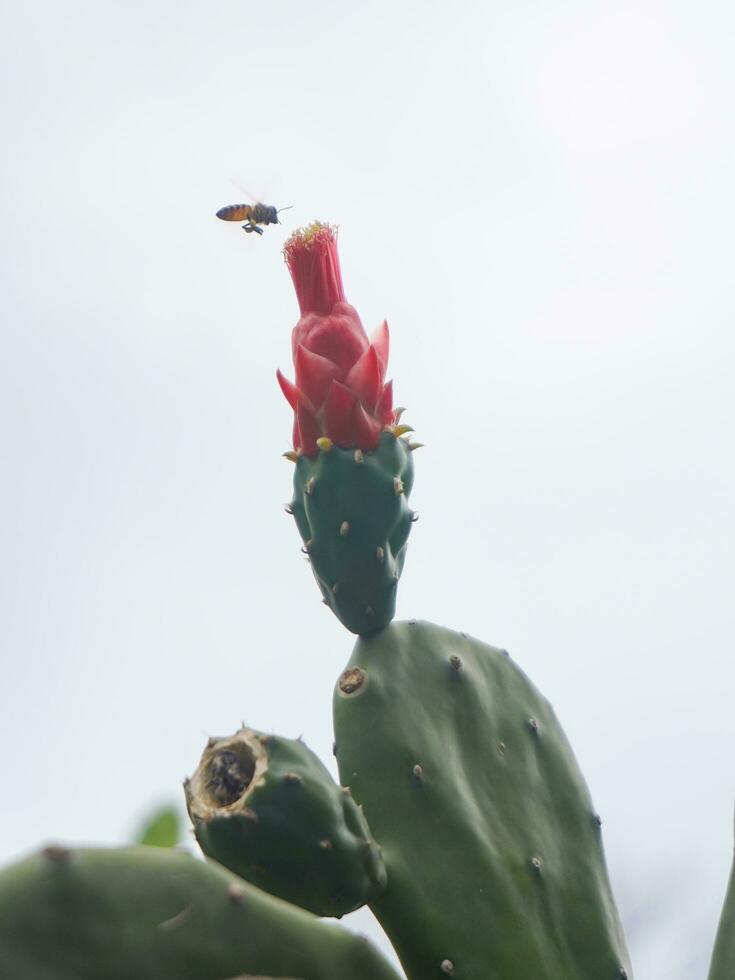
[278,223,417,634]
[185,727,386,917]
[707,810,735,980]
[333,620,633,980]
[0,845,401,980]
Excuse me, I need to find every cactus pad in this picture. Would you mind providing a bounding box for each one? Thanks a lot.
[333,620,632,980]
[0,845,400,980]
[185,727,386,917]
[290,431,415,635]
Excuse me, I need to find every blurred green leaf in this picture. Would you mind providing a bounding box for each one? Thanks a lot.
[136,806,181,848]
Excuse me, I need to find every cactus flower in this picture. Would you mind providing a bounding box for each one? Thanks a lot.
[277,223,395,457]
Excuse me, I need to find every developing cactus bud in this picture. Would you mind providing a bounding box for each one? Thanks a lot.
[277,222,396,456]
[279,224,417,634]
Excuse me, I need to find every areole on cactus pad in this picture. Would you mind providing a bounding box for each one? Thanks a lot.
[279,223,419,634]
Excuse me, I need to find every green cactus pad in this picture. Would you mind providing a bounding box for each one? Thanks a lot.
[333,620,633,980]
[0,845,401,980]
[185,727,386,917]
[707,811,735,980]
[290,431,415,635]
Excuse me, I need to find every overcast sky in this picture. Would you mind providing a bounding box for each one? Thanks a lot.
[2,2,734,978]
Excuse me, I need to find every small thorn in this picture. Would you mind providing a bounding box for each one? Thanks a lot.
[528,718,540,734]
[391,424,414,438]
[316,436,333,452]
[341,785,352,796]
[412,763,424,781]
[354,449,364,464]
[339,521,350,536]
[284,503,294,514]
[594,812,603,826]
[376,546,385,562]
[450,655,462,671]
[408,618,417,626]
[407,441,424,451]
[530,855,543,874]
[301,539,313,554]
[283,450,301,463]
[394,407,407,421]
[365,605,374,616]
[393,477,404,495]
[318,839,333,851]
[331,582,339,594]
[441,961,454,976]
[496,741,506,756]
[283,772,303,786]
[304,477,315,495]
[242,807,258,823]
[42,845,71,865]
[227,882,246,904]
[410,511,419,522]
[322,598,329,605]
[332,740,338,756]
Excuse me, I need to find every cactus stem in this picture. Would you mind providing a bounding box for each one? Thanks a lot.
[316,436,333,452]
[376,546,385,562]
[393,477,404,495]
[339,521,350,536]
[354,449,364,464]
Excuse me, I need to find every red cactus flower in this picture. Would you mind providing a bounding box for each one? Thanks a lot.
[277,223,396,457]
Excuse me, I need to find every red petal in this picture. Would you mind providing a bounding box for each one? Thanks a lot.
[292,416,301,450]
[297,403,320,457]
[345,345,381,413]
[276,369,313,413]
[353,402,382,451]
[324,380,357,446]
[370,320,390,378]
[376,379,394,424]
[293,304,369,378]
[295,345,339,409]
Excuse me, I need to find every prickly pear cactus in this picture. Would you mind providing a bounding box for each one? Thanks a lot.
[185,727,386,917]
[0,845,401,980]
[707,813,735,980]
[333,620,633,980]
[290,431,415,634]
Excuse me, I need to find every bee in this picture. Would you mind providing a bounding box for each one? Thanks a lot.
[215,202,292,235]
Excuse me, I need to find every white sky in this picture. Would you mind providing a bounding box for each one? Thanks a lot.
[1,2,734,977]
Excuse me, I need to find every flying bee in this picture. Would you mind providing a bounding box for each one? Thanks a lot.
[215,202,292,235]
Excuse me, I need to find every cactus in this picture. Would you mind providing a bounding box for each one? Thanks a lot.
[333,620,633,980]
[278,223,417,632]
[290,431,415,634]
[707,813,735,980]
[185,727,386,917]
[0,844,401,980]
